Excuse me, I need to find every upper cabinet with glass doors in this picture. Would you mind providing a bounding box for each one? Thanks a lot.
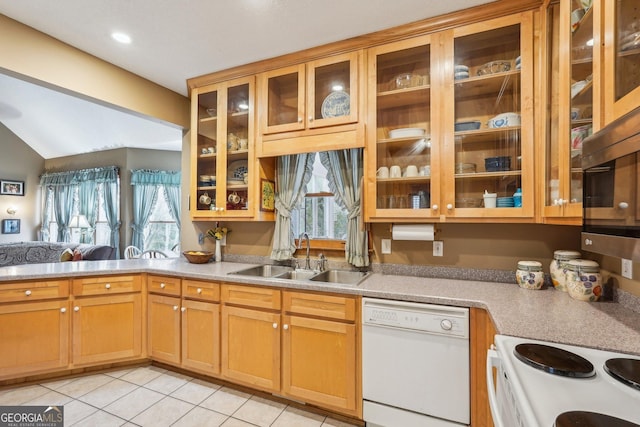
[602,0,640,123]
[257,51,364,157]
[190,77,255,219]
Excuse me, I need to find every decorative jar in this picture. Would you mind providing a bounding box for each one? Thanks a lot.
[516,261,544,290]
[566,260,602,302]
[550,250,582,292]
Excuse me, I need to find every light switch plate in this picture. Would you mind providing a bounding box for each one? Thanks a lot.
[433,241,443,257]
[622,258,632,279]
[381,239,391,254]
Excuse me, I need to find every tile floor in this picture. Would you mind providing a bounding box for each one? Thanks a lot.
[0,365,360,427]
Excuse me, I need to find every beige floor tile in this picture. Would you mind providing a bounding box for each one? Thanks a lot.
[322,417,360,427]
[62,399,99,426]
[51,374,114,398]
[130,395,194,427]
[0,384,50,405]
[78,378,139,408]
[70,409,127,426]
[221,418,256,427]
[233,395,286,427]
[272,406,325,427]
[172,406,228,427]
[103,386,165,420]
[104,367,136,378]
[200,387,251,416]
[119,365,166,386]
[170,378,220,404]
[24,390,75,406]
[143,371,190,395]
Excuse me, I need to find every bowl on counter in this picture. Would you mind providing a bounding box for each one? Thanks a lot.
[454,121,481,131]
[183,250,214,264]
[485,156,511,172]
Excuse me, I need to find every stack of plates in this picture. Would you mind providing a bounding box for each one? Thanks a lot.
[497,197,515,207]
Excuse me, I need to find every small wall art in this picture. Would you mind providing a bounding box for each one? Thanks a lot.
[260,179,275,212]
[0,180,25,196]
[2,219,21,234]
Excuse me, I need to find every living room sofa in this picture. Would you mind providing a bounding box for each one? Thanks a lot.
[0,241,116,268]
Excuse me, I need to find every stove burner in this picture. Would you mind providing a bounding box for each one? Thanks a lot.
[605,358,640,391]
[555,411,640,427]
[514,343,595,377]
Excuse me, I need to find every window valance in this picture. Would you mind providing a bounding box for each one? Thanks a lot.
[130,169,181,187]
[40,166,119,186]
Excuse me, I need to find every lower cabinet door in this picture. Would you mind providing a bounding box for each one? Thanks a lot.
[221,305,280,392]
[0,300,70,379]
[282,314,357,413]
[148,294,181,365]
[182,299,220,375]
[72,293,142,366]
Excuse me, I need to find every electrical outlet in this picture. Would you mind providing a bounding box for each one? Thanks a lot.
[622,258,633,279]
[433,240,443,257]
[198,233,204,245]
[381,239,391,254]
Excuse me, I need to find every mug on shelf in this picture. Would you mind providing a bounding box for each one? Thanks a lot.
[390,165,402,178]
[239,139,248,150]
[419,165,431,176]
[405,165,418,177]
[483,192,497,208]
[199,192,212,205]
[228,191,241,205]
[377,166,390,179]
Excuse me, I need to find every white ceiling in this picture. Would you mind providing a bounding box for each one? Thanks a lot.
[0,0,494,159]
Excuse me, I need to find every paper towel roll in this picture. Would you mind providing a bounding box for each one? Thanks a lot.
[392,224,435,241]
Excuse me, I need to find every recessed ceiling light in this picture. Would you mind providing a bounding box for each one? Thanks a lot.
[111,32,132,44]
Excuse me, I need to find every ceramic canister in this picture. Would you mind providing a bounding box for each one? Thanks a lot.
[516,261,544,290]
[550,250,582,292]
[566,259,602,302]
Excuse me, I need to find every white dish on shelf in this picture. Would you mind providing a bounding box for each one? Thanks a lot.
[227,160,248,180]
[388,128,426,139]
[321,91,350,118]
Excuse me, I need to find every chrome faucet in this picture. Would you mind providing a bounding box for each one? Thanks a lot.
[298,232,311,270]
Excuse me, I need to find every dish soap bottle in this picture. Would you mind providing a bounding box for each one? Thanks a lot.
[513,188,522,207]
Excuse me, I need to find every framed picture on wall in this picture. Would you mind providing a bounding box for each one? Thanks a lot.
[0,180,25,196]
[260,179,275,212]
[2,219,21,234]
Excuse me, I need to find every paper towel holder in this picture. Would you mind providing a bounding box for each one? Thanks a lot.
[390,223,436,241]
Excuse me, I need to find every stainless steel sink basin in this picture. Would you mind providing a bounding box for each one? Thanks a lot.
[274,270,319,280]
[309,269,370,285]
[228,265,293,277]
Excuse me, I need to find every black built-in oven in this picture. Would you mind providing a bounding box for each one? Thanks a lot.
[582,106,640,261]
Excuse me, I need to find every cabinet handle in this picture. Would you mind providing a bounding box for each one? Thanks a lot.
[197,288,202,294]
[160,283,166,289]
[60,307,66,313]
[619,202,629,209]
[283,324,289,330]
[74,306,80,312]
[181,307,186,312]
[272,322,278,329]
[446,204,453,210]
[584,238,593,246]
[432,204,438,211]
[105,283,111,289]
[25,290,32,296]
[173,305,179,311]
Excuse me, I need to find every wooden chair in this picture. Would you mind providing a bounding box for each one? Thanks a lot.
[139,250,168,259]
[124,245,142,259]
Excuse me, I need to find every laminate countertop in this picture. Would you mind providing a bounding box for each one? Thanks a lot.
[2,258,639,356]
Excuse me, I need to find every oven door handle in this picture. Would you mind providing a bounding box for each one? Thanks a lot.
[486,347,506,427]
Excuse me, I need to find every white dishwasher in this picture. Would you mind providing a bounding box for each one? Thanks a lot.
[362,298,470,427]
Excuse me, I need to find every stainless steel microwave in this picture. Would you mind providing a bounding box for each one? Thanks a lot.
[582,106,640,262]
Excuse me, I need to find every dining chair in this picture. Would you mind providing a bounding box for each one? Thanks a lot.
[139,250,168,259]
[124,245,142,259]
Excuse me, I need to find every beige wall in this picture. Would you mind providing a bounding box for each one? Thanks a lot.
[0,123,44,242]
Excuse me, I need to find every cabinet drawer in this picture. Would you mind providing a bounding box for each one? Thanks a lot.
[72,275,141,296]
[183,279,220,302]
[221,284,281,310]
[148,275,181,296]
[283,291,356,322]
[0,280,69,302]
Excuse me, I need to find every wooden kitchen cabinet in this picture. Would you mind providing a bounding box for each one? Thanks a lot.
[0,280,70,379]
[366,12,535,222]
[257,51,365,157]
[470,307,497,427]
[148,293,181,365]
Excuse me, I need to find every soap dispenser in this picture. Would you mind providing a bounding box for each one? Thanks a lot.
[513,188,522,207]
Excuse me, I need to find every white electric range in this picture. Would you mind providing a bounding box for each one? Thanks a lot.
[488,334,640,427]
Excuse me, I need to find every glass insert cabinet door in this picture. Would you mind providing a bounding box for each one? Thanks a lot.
[368,35,437,219]
[448,14,533,218]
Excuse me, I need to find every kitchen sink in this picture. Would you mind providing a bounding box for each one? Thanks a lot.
[309,269,371,285]
[228,264,292,277]
[274,269,319,280]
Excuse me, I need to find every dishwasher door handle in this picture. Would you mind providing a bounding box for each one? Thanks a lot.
[486,347,505,427]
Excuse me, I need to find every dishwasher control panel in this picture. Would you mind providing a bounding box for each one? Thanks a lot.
[362,298,469,338]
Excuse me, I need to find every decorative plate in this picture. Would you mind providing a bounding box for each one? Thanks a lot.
[227,160,248,180]
[321,91,350,119]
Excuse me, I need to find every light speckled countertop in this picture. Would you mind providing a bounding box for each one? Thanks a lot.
[2,258,639,356]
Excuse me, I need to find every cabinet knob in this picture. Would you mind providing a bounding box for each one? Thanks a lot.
[25,290,32,296]
[173,305,179,311]
[105,283,111,289]
[432,204,438,211]
[283,324,289,330]
[297,117,303,123]
[272,322,278,329]
[446,203,453,210]
[218,207,225,212]
[160,283,166,289]
[197,288,202,294]
[619,202,629,209]
[181,307,186,312]
[308,115,313,122]
[60,307,67,313]
[74,306,80,312]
